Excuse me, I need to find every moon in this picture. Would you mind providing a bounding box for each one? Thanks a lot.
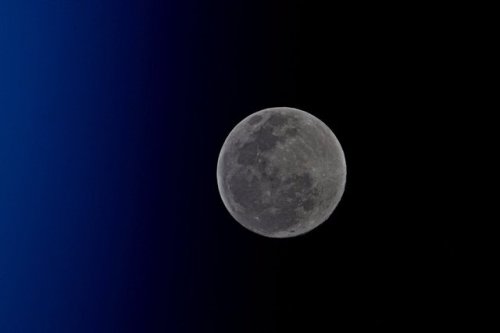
[217,107,347,238]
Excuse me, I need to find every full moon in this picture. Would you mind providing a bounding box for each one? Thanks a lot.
[217,107,347,238]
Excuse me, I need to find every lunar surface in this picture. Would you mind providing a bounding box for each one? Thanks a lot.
[217,107,346,238]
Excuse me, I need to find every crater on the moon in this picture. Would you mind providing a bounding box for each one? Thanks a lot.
[217,107,346,238]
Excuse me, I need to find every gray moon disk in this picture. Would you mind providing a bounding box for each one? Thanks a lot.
[217,107,346,238]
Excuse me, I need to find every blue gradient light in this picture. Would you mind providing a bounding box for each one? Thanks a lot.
[1,1,190,331]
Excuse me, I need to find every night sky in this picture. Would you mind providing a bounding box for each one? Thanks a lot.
[1,1,475,332]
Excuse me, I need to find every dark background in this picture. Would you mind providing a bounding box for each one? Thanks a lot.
[1,1,478,332]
